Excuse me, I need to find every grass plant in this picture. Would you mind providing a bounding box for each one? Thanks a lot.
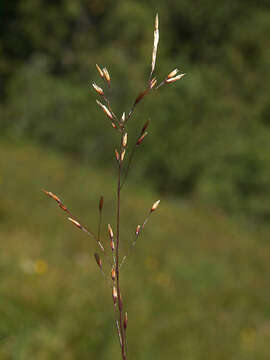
[43,14,184,359]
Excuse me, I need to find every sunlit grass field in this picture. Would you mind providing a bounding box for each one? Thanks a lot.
[1,140,270,359]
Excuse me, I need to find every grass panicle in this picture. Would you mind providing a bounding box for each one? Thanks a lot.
[43,14,184,359]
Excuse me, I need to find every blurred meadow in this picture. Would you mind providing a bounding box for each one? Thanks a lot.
[1,0,270,359]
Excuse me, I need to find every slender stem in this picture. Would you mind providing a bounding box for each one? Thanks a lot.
[116,130,127,360]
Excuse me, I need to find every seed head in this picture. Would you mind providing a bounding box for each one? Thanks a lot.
[68,217,82,229]
[92,82,104,96]
[141,119,150,135]
[94,253,102,269]
[59,203,68,211]
[112,286,117,304]
[122,133,128,147]
[166,73,185,83]
[135,225,141,236]
[99,196,104,211]
[167,68,179,79]
[115,149,120,161]
[136,132,148,146]
[121,149,126,162]
[111,268,116,281]
[96,64,104,77]
[134,88,149,106]
[151,13,159,76]
[43,189,61,204]
[103,67,110,85]
[110,239,115,251]
[150,77,157,89]
[108,224,114,240]
[151,199,160,212]
[124,312,128,330]
[155,13,159,30]
[96,100,113,120]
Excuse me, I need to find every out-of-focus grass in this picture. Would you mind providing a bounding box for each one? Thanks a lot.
[0,140,270,360]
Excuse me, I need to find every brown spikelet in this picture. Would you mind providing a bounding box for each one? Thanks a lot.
[136,132,148,146]
[43,189,61,204]
[96,100,113,120]
[103,67,111,85]
[99,196,104,211]
[68,217,82,229]
[122,133,128,147]
[167,68,179,79]
[123,312,128,330]
[135,224,141,236]
[120,149,126,162]
[112,286,117,304]
[94,253,102,269]
[110,239,115,251]
[92,82,104,96]
[166,73,185,83]
[151,13,159,77]
[151,199,160,212]
[111,268,116,281]
[150,77,157,89]
[134,88,150,106]
[59,203,68,212]
[96,64,104,77]
[141,119,150,135]
[108,224,114,240]
[115,149,120,161]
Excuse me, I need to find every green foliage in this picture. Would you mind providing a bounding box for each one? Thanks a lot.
[1,0,270,218]
[1,141,270,359]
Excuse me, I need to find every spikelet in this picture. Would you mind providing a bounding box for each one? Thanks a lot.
[151,200,160,212]
[68,217,82,229]
[94,253,102,269]
[134,88,150,106]
[110,239,115,251]
[151,14,159,76]
[96,64,104,77]
[115,149,120,161]
[103,67,111,85]
[112,286,117,304]
[111,268,116,281]
[120,149,126,162]
[108,224,114,240]
[59,203,68,211]
[167,68,179,79]
[122,133,128,147]
[135,225,141,236]
[150,77,157,89]
[123,312,128,330]
[136,132,148,146]
[42,189,61,204]
[92,82,104,96]
[99,196,104,211]
[96,100,113,120]
[166,73,185,83]
[141,119,150,135]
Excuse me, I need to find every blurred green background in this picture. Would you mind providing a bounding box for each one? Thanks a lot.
[1,0,270,359]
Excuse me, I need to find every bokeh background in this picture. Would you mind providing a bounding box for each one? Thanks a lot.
[1,1,270,359]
